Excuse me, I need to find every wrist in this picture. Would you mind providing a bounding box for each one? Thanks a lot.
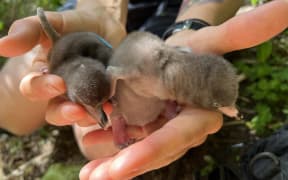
[165,27,224,55]
[162,18,210,40]
[165,29,196,47]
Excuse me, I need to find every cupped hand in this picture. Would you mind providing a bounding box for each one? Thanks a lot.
[0,8,126,127]
[79,106,222,180]
[78,25,227,180]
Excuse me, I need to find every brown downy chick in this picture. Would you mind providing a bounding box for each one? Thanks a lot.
[108,31,239,122]
[37,8,112,128]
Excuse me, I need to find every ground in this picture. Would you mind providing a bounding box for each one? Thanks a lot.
[0,119,252,180]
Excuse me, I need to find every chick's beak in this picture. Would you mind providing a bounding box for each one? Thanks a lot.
[99,107,109,130]
[218,106,242,120]
[81,104,109,129]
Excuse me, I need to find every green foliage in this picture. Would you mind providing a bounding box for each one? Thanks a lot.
[9,138,23,154]
[257,41,273,63]
[0,0,64,67]
[36,0,65,10]
[200,155,216,176]
[250,0,260,6]
[246,104,272,134]
[250,0,271,6]
[0,57,7,67]
[0,21,4,31]
[234,33,288,135]
[41,163,82,180]
[0,0,64,36]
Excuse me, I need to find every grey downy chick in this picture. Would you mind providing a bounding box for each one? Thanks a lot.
[37,8,112,128]
[108,31,239,124]
[108,80,179,148]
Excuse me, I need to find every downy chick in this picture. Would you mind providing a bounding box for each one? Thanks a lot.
[108,31,239,126]
[108,80,179,148]
[37,8,112,128]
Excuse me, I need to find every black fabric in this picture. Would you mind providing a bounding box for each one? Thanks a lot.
[241,125,288,180]
[126,1,161,32]
[127,0,181,37]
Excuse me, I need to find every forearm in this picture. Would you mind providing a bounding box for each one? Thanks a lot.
[177,0,244,25]
[217,0,288,53]
[166,0,288,55]
[165,0,244,52]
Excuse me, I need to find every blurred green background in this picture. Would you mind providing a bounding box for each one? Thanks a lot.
[0,0,65,66]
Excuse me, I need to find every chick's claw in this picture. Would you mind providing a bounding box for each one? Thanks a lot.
[117,138,137,150]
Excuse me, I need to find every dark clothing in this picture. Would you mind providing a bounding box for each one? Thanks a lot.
[241,125,288,180]
[59,0,182,37]
[127,0,181,37]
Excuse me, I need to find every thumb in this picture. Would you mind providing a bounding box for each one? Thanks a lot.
[20,46,66,101]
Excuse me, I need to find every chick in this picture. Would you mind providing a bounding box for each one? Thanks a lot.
[108,31,239,122]
[37,8,112,128]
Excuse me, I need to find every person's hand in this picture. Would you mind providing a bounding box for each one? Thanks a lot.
[78,1,288,179]
[79,105,222,179]
[165,0,288,55]
[0,7,126,127]
[77,24,224,179]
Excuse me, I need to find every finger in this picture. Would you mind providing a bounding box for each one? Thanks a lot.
[83,142,192,180]
[0,17,42,57]
[142,116,169,136]
[214,0,288,54]
[79,158,112,180]
[0,12,64,57]
[76,118,99,127]
[32,46,50,66]
[84,151,188,180]
[20,72,66,101]
[46,98,97,126]
[135,148,188,176]
[107,108,222,179]
[88,160,114,180]
[82,128,114,145]
[82,125,144,146]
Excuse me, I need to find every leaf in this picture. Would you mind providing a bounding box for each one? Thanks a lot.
[0,21,4,31]
[251,0,259,6]
[200,155,216,176]
[257,79,269,90]
[256,41,273,63]
[250,104,273,134]
[255,64,272,77]
[41,163,82,180]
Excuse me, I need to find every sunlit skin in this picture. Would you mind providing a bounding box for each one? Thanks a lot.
[0,0,287,179]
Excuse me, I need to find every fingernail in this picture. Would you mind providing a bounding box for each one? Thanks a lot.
[40,66,49,73]
[32,60,48,72]
[8,27,20,35]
